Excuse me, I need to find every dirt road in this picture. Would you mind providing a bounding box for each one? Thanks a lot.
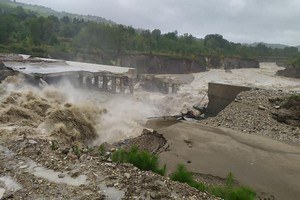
[157,122,300,200]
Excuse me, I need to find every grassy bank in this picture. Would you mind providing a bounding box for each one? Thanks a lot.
[111,146,256,200]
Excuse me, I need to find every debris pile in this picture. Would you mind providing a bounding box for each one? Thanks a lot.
[201,89,300,143]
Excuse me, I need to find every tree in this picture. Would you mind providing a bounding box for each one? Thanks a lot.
[204,34,229,49]
[28,17,44,45]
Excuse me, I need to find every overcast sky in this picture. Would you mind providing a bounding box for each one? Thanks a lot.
[17,0,300,46]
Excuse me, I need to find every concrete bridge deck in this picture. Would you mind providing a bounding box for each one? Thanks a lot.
[2,57,136,94]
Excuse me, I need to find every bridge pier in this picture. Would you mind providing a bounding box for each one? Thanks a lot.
[129,78,134,94]
[77,73,133,94]
[172,84,178,93]
[102,76,108,90]
[119,77,125,93]
[94,75,99,88]
[111,77,117,93]
[164,83,169,94]
[78,73,84,87]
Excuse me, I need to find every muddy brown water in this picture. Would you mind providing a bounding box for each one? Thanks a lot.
[153,121,300,200]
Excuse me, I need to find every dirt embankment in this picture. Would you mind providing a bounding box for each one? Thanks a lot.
[276,66,300,79]
[118,54,259,74]
[222,58,259,69]
[118,54,207,74]
[206,57,259,69]
[271,94,300,127]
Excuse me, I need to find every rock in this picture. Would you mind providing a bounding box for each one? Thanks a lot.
[61,148,70,155]
[258,105,267,110]
[150,192,156,199]
[28,140,37,144]
[121,163,132,168]
[58,173,65,178]
[79,154,88,161]
[154,180,166,188]
[124,173,131,179]
[104,163,115,168]
[142,128,154,134]
[19,165,28,169]
[188,195,198,200]
[68,169,81,178]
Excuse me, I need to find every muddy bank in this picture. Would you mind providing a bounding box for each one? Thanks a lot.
[277,66,300,79]
[157,122,300,200]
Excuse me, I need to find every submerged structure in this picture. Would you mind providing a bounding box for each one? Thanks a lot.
[1,54,136,94]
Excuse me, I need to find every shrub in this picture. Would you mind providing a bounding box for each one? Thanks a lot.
[50,140,58,150]
[170,164,207,192]
[98,144,106,156]
[288,93,300,101]
[209,172,255,200]
[171,165,255,200]
[170,164,194,184]
[111,146,166,176]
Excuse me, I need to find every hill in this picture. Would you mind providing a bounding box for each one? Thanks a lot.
[246,42,296,50]
[0,0,115,24]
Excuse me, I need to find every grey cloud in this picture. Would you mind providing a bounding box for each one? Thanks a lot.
[17,0,300,45]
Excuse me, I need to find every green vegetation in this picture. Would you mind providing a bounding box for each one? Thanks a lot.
[170,164,207,191]
[289,55,300,67]
[288,93,300,101]
[111,146,166,176]
[98,144,106,156]
[209,172,256,200]
[50,140,58,150]
[72,145,81,157]
[170,165,255,200]
[111,147,255,199]
[0,1,299,64]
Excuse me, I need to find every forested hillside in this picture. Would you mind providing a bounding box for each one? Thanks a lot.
[0,1,299,65]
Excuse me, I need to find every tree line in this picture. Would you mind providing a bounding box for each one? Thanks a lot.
[0,5,299,62]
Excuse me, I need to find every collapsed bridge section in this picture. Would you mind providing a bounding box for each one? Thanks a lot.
[2,57,137,94]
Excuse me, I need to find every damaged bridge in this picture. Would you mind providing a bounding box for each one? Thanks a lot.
[2,56,137,94]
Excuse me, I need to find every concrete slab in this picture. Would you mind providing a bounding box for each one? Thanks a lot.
[3,59,135,77]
